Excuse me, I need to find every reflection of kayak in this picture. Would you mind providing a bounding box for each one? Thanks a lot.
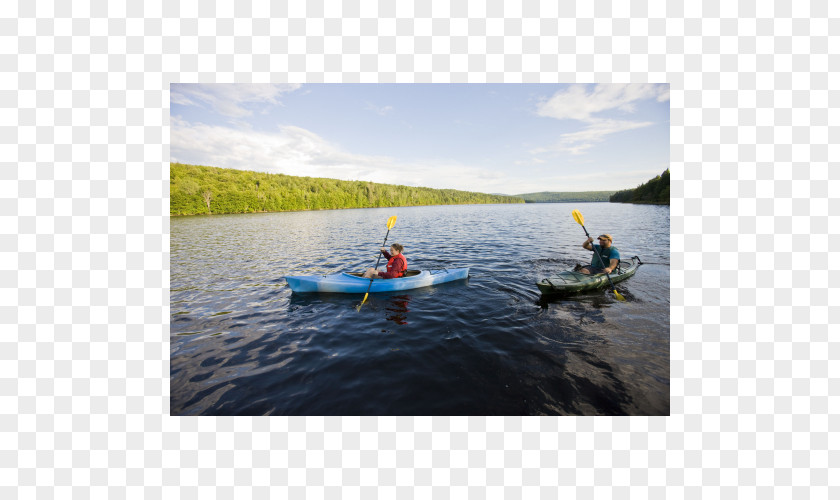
[285,268,470,293]
[536,256,642,295]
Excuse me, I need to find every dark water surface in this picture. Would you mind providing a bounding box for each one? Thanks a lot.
[170,203,670,415]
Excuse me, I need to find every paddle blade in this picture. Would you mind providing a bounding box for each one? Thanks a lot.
[612,289,626,302]
[572,209,584,226]
[386,215,397,230]
[356,292,370,311]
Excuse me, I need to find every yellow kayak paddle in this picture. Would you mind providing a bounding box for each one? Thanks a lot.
[357,215,398,310]
[572,209,626,302]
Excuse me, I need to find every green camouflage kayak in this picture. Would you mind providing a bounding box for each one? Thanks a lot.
[537,256,643,295]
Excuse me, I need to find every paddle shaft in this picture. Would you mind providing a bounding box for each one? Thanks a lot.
[371,229,393,273]
[360,229,393,304]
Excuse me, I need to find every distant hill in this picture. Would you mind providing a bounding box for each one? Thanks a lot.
[609,169,670,205]
[170,163,525,215]
[514,191,616,203]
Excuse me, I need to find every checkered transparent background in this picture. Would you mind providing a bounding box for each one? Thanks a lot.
[3,0,837,497]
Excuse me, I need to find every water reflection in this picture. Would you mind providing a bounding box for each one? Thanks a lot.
[287,290,414,325]
[384,295,411,325]
[538,291,616,313]
[287,291,359,309]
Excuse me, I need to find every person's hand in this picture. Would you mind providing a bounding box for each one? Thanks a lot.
[587,237,594,243]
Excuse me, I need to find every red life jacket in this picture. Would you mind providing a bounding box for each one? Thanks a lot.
[386,253,407,278]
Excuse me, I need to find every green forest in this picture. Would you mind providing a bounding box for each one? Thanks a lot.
[609,169,670,205]
[515,191,616,203]
[170,163,525,215]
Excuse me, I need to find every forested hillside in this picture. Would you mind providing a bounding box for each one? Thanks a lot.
[170,163,525,215]
[515,191,615,203]
[609,169,670,205]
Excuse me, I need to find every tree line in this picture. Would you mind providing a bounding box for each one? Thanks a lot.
[609,169,670,205]
[170,163,525,215]
[515,191,616,203]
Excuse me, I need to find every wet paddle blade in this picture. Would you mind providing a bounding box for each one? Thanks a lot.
[572,209,584,226]
[613,289,626,302]
[356,292,370,311]
[387,215,397,230]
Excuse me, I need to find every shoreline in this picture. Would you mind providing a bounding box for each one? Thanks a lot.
[169,201,525,217]
[170,199,671,216]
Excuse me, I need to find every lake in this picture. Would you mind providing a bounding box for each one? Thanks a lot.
[170,202,670,416]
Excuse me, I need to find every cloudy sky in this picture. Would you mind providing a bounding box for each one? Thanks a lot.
[170,83,669,195]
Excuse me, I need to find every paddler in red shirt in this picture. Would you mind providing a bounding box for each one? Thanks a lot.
[362,243,407,279]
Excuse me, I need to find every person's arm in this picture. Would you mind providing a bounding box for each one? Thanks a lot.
[603,258,619,274]
[378,269,396,279]
[583,237,593,250]
[378,259,401,278]
[376,250,393,278]
[601,248,620,273]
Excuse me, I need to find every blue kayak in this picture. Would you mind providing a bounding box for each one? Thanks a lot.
[285,268,470,294]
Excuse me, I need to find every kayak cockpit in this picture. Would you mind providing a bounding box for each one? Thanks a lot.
[344,270,422,279]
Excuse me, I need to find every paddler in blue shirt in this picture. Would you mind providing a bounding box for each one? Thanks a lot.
[578,234,619,274]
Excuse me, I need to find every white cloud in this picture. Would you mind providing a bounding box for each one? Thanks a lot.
[533,84,668,156]
[536,83,669,121]
[364,102,394,116]
[535,118,654,155]
[170,117,514,192]
[170,83,301,118]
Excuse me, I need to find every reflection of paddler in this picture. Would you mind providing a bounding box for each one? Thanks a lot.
[385,295,411,325]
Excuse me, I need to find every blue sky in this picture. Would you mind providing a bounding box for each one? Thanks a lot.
[170,84,669,194]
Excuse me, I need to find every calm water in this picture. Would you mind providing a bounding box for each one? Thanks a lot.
[170,203,670,416]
